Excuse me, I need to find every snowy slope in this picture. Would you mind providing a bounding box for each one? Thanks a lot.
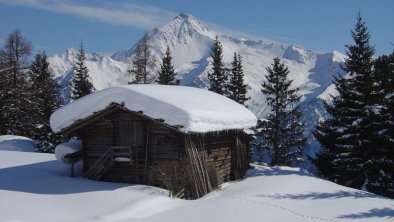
[48,48,130,103]
[48,13,346,160]
[0,150,392,222]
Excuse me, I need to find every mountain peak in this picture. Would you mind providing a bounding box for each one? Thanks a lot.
[173,13,201,26]
[175,13,194,20]
[65,48,77,55]
[167,13,209,35]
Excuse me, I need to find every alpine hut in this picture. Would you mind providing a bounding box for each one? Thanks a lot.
[50,85,257,198]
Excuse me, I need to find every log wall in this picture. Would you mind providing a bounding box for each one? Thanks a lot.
[82,118,113,172]
[79,108,250,199]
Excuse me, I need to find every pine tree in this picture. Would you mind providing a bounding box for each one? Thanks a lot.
[366,52,394,197]
[128,32,156,84]
[0,30,33,137]
[128,44,144,84]
[259,58,306,166]
[314,14,393,196]
[29,51,63,152]
[227,52,249,105]
[70,41,93,100]
[208,36,227,95]
[157,46,179,85]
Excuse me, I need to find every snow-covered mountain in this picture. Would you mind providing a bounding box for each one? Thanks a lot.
[48,13,346,167]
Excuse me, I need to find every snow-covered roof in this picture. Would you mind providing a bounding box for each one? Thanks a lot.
[55,140,82,164]
[50,85,257,133]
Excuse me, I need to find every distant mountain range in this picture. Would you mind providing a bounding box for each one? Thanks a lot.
[47,13,346,169]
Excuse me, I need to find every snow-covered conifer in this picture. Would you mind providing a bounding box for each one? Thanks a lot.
[314,14,393,197]
[29,51,63,152]
[208,36,227,95]
[157,46,179,85]
[259,57,306,166]
[70,41,93,100]
[227,52,249,106]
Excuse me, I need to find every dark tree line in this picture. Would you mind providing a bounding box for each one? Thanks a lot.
[0,30,94,152]
[0,30,33,138]
[0,30,63,151]
[314,14,394,198]
[129,33,180,86]
[206,36,305,167]
[207,35,250,106]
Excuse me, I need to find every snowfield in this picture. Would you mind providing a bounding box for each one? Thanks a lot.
[0,149,392,222]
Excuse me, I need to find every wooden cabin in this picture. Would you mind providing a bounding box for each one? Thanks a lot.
[51,85,257,198]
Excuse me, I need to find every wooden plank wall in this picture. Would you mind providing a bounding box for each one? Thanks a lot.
[80,109,250,199]
[231,133,250,180]
[99,110,183,184]
[188,131,250,190]
[189,132,233,187]
[82,118,113,172]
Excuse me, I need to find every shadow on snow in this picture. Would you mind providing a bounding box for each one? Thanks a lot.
[257,190,377,200]
[338,207,394,219]
[0,160,130,195]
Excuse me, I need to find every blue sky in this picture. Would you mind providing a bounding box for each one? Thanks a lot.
[0,0,393,56]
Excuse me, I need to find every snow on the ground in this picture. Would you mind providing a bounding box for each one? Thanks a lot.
[50,84,257,134]
[0,135,37,152]
[55,140,82,164]
[0,150,392,222]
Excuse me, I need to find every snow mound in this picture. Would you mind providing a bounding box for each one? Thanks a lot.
[50,85,257,133]
[0,135,37,152]
[54,140,82,164]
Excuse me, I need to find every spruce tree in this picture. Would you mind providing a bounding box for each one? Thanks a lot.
[70,41,93,100]
[259,58,306,166]
[128,32,156,84]
[0,30,33,137]
[208,36,227,95]
[157,46,179,85]
[366,52,394,197]
[29,51,63,152]
[314,14,393,196]
[227,52,249,106]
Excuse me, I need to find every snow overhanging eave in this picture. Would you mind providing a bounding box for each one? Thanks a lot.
[51,85,258,135]
[55,102,256,135]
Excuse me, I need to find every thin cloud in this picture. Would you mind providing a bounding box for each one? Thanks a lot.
[0,0,176,29]
[205,21,289,46]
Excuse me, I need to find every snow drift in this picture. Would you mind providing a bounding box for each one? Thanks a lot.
[50,84,257,133]
[0,135,37,152]
[54,140,82,164]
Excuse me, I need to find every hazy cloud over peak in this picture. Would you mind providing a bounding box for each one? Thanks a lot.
[0,0,176,29]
